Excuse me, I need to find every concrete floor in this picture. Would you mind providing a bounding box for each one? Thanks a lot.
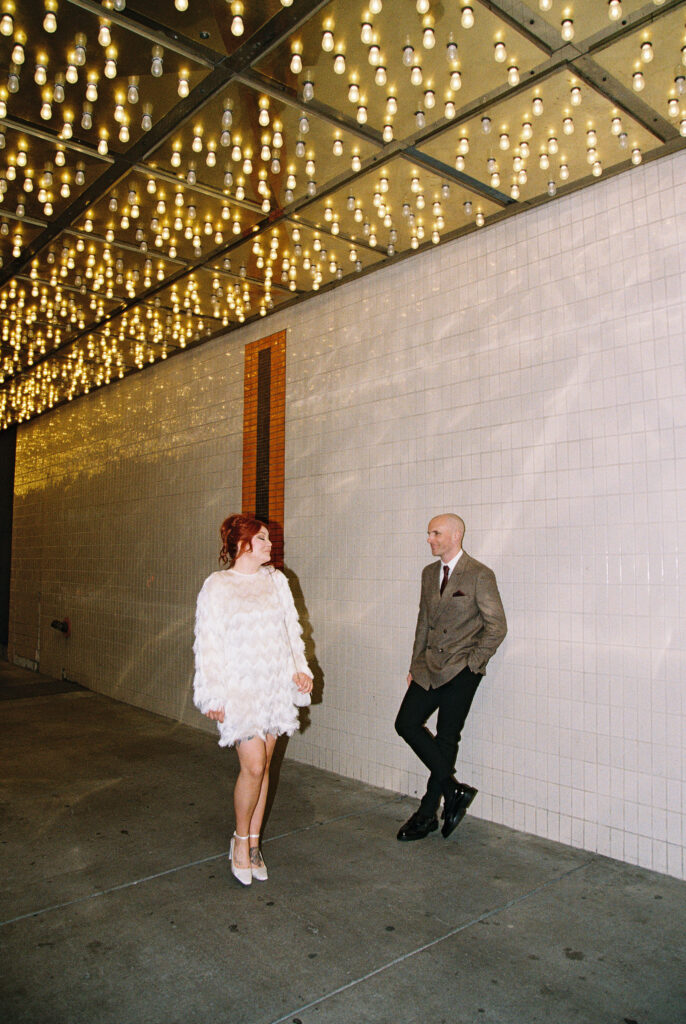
[1,662,684,1024]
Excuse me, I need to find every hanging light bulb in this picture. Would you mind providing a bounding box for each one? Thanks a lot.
[74,35,87,66]
[508,65,520,86]
[563,116,574,135]
[444,101,455,119]
[633,70,645,91]
[98,21,111,47]
[151,46,163,77]
[290,50,302,74]
[411,64,423,85]
[178,71,189,98]
[608,0,622,20]
[104,47,117,79]
[631,147,642,165]
[570,85,582,105]
[361,22,373,45]
[43,1,58,32]
[333,53,346,74]
[667,97,679,117]
[447,40,458,62]
[494,41,507,63]
[539,0,552,10]
[375,65,386,86]
[461,5,474,29]
[561,19,574,41]
[423,27,435,50]
[35,60,48,86]
[230,1,244,36]
[532,96,544,115]
[321,30,334,52]
[641,41,653,63]
[303,79,314,101]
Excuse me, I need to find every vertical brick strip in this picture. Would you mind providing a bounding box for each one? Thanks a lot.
[242,331,286,567]
[255,347,271,523]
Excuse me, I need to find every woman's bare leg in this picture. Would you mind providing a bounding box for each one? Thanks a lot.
[233,737,268,868]
[248,734,276,862]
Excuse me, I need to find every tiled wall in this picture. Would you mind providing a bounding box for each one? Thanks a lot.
[10,149,686,879]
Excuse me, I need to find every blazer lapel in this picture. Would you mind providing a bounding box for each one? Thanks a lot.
[443,553,470,599]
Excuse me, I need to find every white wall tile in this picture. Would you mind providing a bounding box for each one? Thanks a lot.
[9,150,686,880]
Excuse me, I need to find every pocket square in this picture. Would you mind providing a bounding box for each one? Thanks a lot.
[453,590,466,597]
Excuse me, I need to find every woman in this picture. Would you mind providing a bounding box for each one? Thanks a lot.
[193,514,313,886]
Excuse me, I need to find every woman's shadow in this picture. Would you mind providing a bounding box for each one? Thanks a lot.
[264,546,324,829]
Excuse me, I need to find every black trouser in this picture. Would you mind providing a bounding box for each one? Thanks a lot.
[394,666,482,817]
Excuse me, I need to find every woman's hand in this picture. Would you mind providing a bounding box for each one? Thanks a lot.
[205,708,225,722]
[293,672,313,694]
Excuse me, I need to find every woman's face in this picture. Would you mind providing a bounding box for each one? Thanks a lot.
[248,527,271,564]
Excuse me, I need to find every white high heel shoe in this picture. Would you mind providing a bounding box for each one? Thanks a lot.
[229,833,252,886]
[249,834,268,881]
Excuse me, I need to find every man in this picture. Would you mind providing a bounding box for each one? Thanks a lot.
[395,513,507,841]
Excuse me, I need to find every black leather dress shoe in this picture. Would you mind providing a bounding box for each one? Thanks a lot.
[397,811,439,841]
[441,783,478,838]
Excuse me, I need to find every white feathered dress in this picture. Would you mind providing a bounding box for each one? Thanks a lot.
[192,566,312,747]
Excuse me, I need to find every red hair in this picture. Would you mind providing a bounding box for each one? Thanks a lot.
[219,514,270,567]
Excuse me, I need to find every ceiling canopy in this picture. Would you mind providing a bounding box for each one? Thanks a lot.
[1,0,684,427]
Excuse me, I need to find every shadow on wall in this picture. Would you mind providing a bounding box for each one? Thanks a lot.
[281,563,324,733]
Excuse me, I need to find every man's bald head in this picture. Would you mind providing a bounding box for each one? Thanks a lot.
[427,514,465,562]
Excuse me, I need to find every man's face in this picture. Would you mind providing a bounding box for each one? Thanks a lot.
[427,517,460,561]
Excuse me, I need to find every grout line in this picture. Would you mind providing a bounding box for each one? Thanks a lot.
[0,794,406,928]
[265,857,598,1024]
[0,852,227,927]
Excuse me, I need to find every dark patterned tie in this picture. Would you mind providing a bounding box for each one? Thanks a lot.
[440,564,450,595]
